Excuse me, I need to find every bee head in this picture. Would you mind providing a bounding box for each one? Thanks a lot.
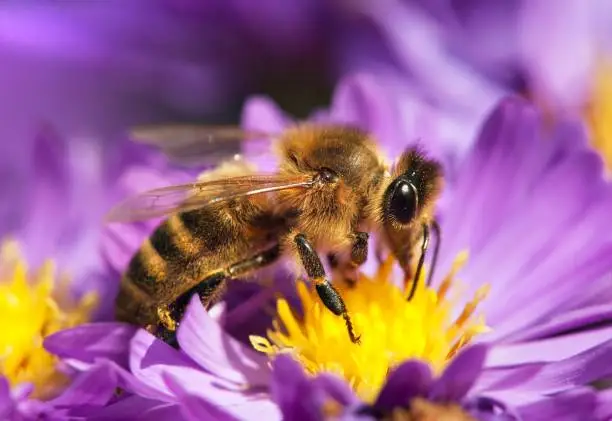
[383,148,442,227]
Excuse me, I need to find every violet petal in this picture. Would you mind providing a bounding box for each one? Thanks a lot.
[429,344,488,402]
[177,295,270,387]
[241,95,292,133]
[517,387,597,421]
[504,303,612,343]
[485,325,612,366]
[312,373,359,407]
[44,322,137,370]
[271,355,322,421]
[595,389,612,421]
[84,359,167,402]
[240,95,290,170]
[49,362,119,408]
[164,374,240,421]
[518,0,595,110]
[507,339,612,395]
[163,371,281,421]
[0,377,12,418]
[474,364,544,394]
[464,396,520,421]
[131,330,273,408]
[476,339,612,402]
[365,0,503,117]
[328,73,404,157]
[81,396,183,421]
[129,329,224,395]
[374,361,433,410]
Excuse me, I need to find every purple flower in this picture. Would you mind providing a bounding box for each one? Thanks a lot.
[42,93,612,420]
[0,379,50,421]
[0,1,395,147]
[45,296,612,420]
[361,1,612,113]
[42,298,277,420]
[0,121,198,417]
[0,124,190,316]
[0,1,495,167]
[340,1,507,125]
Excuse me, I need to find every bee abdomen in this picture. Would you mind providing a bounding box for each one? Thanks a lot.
[149,219,187,264]
[115,217,197,326]
[115,274,157,326]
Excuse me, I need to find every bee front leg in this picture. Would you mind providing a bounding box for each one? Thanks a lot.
[427,219,441,287]
[328,232,369,287]
[407,223,430,301]
[293,233,361,344]
[404,220,442,300]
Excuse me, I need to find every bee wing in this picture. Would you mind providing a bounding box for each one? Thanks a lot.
[106,174,313,223]
[130,124,279,167]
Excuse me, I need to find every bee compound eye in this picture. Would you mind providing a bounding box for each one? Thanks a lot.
[319,167,339,183]
[388,179,418,224]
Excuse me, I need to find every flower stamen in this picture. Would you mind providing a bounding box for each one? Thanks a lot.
[0,240,97,398]
[250,251,490,401]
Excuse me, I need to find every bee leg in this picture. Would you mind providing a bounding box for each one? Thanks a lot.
[294,233,360,344]
[150,273,226,348]
[346,231,369,285]
[152,323,180,349]
[226,244,281,278]
[406,223,430,301]
[155,245,282,347]
[329,232,369,287]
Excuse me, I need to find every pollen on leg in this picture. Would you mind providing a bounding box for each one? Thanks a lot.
[249,250,491,401]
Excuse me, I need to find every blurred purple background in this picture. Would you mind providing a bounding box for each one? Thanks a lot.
[1,0,612,312]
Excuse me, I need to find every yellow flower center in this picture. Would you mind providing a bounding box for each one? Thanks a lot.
[0,240,97,399]
[585,60,612,172]
[250,252,490,401]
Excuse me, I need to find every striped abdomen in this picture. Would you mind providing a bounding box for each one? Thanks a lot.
[115,200,280,327]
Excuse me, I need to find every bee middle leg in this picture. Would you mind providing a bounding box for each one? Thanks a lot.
[328,231,369,287]
[155,244,281,347]
[293,233,360,344]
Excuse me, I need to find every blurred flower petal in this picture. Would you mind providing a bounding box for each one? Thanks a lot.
[164,374,240,421]
[486,325,612,366]
[374,361,433,410]
[429,345,488,402]
[176,295,270,386]
[517,388,597,420]
[271,355,322,421]
[44,322,137,370]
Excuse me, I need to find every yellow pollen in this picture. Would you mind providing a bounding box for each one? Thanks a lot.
[250,251,490,401]
[585,60,612,172]
[0,240,98,399]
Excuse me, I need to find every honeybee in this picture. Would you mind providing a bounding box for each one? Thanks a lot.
[107,124,443,346]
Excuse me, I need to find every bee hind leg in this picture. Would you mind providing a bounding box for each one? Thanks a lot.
[151,272,225,348]
[294,233,360,344]
[155,244,282,347]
